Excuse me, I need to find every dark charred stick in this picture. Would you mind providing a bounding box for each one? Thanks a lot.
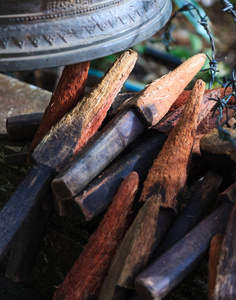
[6,113,43,140]
[64,134,166,219]
[53,172,139,300]
[52,108,146,215]
[214,203,236,299]
[5,86,232,142]
[0,272,47,300]
[152,171,222,260]
[4,153,28,165]
[5,196,53,282]
[0,165,55,262]
[155,87,221,134]
[98,205,175,300]
[0,50,137,261]
[98,80,206,297]
[208,234,224,300]
[52,54,207,213]
[4,62,89,281]
[200,127,236,183]
[63,87,221,220]
[5,94,135,141]
[135,201,233,300]
[168,86,233,113]
[136,181,236,300]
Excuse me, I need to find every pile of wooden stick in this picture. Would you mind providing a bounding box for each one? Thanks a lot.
[3,50,236,300]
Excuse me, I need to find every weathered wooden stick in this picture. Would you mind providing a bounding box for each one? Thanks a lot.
[52,54,207,208]
[30,61,90,150]
[6,86,232,142]
[98,205,175,300]
[5,94,135,141]
[135,201,233,300]
[6,113,43,140]
[152,171,222,260]
[66,134,166,220]
[0,272,47,300]
[3,51,137,282]
[5,196,53,282]
[200,127,236,183]
[0,50,138,261]
[98,80,206,297]
[65,88,221,220]
[53,172,139,300]
[155,88,222,133]
[208,234,224,300]
[136,181,236,300]
[4,153,28,165]
[168,86,233,113]
[141,79,204,206]
[214,202,236,299]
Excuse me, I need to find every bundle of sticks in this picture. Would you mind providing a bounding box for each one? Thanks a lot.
[2,50,236,300]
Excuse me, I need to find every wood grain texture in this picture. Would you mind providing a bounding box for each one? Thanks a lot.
[52,55,206,207]
[140,79,206,208]
[98,196,164,300]
[152,171,222,260]
[69,134,166,221]
[208,234,224,300]
[52,108,145,216]
[0,50,137,264]
[0,165,55,260]
[5,196,53,282]
[53,172,139,300]
[214,203,236,300]
[31,61,90,150]
[122,53,206,126]
[135,201,233,300]
[33,50,138,172]
[169,86,233,113]
[98,80,206,291]
[155,88,222,134]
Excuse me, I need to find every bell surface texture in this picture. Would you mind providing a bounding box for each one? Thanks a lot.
[0,0,172,71]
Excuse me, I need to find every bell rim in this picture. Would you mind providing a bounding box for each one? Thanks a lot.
[0,0,172,71]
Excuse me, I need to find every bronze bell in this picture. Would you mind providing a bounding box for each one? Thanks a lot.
[0,0,172,71]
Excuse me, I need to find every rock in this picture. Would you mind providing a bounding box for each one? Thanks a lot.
[0,73,51,134]
[200,127,236,181]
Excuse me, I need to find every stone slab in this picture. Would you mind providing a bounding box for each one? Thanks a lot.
[0,73,51,134]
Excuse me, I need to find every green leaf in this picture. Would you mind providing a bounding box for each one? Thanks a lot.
[189,33,203,53]
[169,46,191,60]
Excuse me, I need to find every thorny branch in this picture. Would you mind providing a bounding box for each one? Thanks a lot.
[161,1,236,146]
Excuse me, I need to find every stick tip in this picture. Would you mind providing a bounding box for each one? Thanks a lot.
[125,48,138,58]
[195,78,206,88]
[190,53,207,68]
